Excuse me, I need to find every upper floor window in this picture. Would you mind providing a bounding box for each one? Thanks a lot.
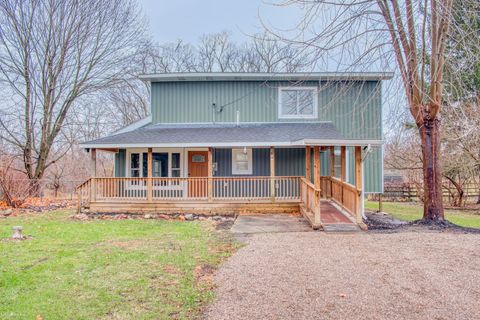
[278,87,318,119]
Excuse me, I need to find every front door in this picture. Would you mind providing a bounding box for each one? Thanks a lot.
[188,151,208,198]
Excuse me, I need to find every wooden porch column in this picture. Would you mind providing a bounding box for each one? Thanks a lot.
[329,146,335,198]
[305,146,311,182]
[90,148,96,202]
[313,146,321,226]
[340,146,346,205]
[208,147,213,202]
[354,146,363,224]
[270,147,275,202]
[147,148,153,201]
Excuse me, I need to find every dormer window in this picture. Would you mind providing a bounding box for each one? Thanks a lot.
[278,87,318,119]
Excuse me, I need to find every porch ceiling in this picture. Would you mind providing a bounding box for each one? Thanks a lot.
[80,122,382,149]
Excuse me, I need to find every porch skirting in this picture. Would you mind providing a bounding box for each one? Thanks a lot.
[87,201,300,215]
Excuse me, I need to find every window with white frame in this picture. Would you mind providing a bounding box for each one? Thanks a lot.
[232,148,252,175]
[278,87,318,119]
[128,151,181,178]
[130,153,141,177]
[171,153,181,177]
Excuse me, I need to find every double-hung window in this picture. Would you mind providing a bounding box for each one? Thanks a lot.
[278,87,318,119]
[128,151,181,178]
[232,148,252,175]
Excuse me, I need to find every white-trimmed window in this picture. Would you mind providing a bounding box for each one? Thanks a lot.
[127,150,182,178]
[278,87,318,119]
[232,148,253,175]
[130,153,141,177]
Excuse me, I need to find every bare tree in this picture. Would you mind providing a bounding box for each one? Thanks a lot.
[0,0,144,193]
[264,0,480,222]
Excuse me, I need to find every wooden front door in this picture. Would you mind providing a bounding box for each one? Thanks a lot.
[188,151,208,198]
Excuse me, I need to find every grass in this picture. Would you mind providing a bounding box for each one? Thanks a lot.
[365,200,480,229]
[0,210,237,320]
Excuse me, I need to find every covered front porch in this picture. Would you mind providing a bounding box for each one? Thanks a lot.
[78,122,379,229]
[77,145,366,230]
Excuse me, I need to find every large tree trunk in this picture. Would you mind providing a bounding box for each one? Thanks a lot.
[419,118,445,220]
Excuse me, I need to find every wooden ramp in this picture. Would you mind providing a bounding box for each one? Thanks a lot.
[321,201,361,232]
[301,200,361,232]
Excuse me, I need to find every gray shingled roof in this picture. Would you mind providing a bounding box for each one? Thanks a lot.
[80,122,381,148]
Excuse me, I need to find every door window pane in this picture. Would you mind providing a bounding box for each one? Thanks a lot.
[192,155,205,162]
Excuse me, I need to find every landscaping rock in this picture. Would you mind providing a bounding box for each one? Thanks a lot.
[71,213,89,220]
[185,214,194,221]
[212,216,222,221]
[12,226,23,239]
[144,214,152,219]
[0,209,12,216]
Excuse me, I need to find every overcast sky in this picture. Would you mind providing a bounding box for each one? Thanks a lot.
[140,0,298,44]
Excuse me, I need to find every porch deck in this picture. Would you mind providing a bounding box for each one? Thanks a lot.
[77,175,364,229]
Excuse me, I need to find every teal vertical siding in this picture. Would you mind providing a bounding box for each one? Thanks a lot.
[275,148,305,176]
[320,81,382,139]
[115,149,126,177]
[151,80,382,140]
[214,148,270,176]
[320,150,330,176]
[364,147,383,193]
[214,148,306,177]
[148,79,384,192]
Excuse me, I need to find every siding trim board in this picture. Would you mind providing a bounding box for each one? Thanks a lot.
[82,139,383,149]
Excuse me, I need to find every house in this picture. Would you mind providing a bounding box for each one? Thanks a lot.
[78,72,392,229]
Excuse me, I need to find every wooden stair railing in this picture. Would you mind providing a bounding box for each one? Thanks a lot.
[76,178,91,213]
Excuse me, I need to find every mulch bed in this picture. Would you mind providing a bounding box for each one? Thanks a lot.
[365,211,480,234]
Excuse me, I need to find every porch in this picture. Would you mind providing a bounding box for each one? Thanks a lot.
[77,145,366,230]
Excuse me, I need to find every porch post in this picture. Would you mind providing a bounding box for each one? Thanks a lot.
[305,146,311,182]
[340,146,346,205]
[147,148,153,201]
[90,148,96,202]
[270,146,275,202]
[208,147,213,202]
[329,146,335,198]
[313,146,321,226]
[354,146,363,224]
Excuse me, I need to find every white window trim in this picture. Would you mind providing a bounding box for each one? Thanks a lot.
[126,148,183,178]
[278,86,318,119]
[232,148,253,175]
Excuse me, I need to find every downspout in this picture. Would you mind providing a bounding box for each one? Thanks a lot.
[361,144,372,220]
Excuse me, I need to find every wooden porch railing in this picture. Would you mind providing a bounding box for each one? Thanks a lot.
[323,176,359,220]
[77,176,302,205]
[76,179,91,213]
[300,178,320,217]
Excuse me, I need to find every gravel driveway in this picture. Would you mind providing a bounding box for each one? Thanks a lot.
[204,231,480,320]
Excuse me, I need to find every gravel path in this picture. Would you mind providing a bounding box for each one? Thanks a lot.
[204,232,480,320]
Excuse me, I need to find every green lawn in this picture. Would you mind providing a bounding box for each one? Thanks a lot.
[0,210,237,320]
[365,201,480,228]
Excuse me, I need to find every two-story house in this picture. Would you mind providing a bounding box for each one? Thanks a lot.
[79,72,392,229]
